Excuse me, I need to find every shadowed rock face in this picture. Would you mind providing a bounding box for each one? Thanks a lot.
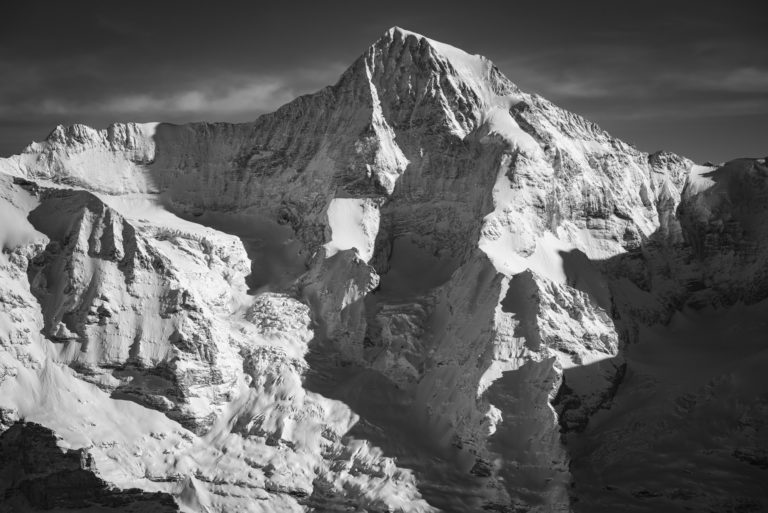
[0,422,179,512]
[0,27,766,513]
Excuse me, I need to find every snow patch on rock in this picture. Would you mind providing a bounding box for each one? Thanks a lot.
[324,198,380,262]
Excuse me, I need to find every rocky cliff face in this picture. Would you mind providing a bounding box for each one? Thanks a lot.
[0,27,766,513]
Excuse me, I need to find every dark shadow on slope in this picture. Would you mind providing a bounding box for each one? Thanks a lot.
[299,247,497,510]
[559,248,612,311]
[302,344,494,513]
[555,157,768,511]
[167,207,309,294]
[374,233,461,301]
[0,422,179,513]
[483,359,569,509]
[500,270,542,350]
[564,300,768,513]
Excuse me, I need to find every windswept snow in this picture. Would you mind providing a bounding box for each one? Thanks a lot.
[0,186,41,255]
[323,198,380,262]
[483,106,541,154]
[426,35,489,84]
[687,164,718,194]
[482,227,571,283]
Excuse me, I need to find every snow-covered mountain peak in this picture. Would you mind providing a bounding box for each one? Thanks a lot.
[1,27,766,513]
[372,26,518,103]
[382,26,493,82]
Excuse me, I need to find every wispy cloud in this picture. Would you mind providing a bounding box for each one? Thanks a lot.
[661,67,768,94]
[495,44,768,126]
[495,46,653,102]
[35,80,293,116]
[0,64,347,122]
[597,98,768,121]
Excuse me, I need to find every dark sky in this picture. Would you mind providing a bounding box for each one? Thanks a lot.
[1,1,765,162]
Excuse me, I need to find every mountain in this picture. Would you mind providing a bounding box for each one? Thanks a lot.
[0,27,766,513]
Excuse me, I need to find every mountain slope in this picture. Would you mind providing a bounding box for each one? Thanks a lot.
[0,27,766,513]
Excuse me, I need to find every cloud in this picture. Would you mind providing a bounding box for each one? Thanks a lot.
[537,77,613,99]
[661,67,768,93]
[497,58,648,102]
[63,80,293,116]
[494,46,768,126]
[24,80,289,118]
[594,97,768,121]
[0,64,347,122]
